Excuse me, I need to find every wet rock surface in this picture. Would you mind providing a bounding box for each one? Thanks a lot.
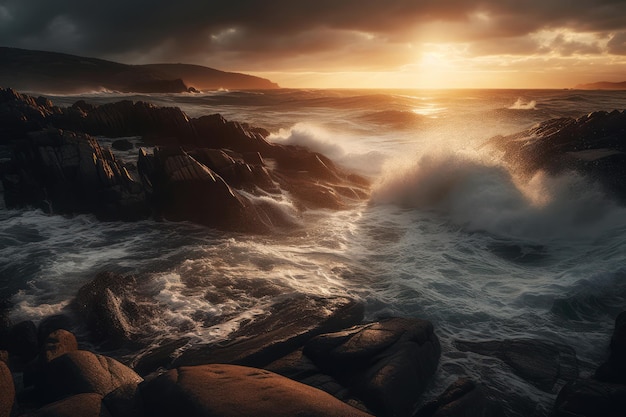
[0,87,369,232]
[140,364,373,417]
[414,378,504,417]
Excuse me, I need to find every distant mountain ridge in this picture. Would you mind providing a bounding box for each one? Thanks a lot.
[575,81,626,90]
[0,47,279,93]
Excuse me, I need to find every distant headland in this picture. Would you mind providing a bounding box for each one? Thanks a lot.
[0,46,280,93]
[574,81,626,90]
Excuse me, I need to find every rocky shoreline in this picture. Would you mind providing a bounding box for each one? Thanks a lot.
[2,88,626,416]
[1,275,625,416]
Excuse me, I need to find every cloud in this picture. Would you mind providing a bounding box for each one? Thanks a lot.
[2,0,626,71]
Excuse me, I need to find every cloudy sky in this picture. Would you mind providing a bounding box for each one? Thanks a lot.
[2,0,626,88]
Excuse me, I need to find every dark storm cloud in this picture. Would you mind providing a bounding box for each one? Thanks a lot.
[2,0,626,68]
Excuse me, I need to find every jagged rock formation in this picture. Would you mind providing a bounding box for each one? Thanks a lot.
[488,110,626,202]
[0,87,369,232]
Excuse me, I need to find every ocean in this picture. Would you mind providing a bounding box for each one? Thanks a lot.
[2,88,626,414]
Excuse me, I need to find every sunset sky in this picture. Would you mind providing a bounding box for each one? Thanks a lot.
[2,0,626,88]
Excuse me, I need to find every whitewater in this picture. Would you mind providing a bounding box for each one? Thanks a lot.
[2,88,626,414]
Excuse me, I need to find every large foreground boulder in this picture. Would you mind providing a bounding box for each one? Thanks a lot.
[303,317,441,417]
[455,338,579,393]
[22,393,110,417]
[140,364,373,417]
[38,350,142,403]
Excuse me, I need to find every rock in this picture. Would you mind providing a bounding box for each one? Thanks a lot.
[192,113,273,153]
[554,379,626,417]
[304,317,441,417]
[42,329,78,363]
[22,393,111,417]
[596,311,626,384]
[0,361,15,417]
[454,338,578,393]
[0,87,61,140]
[173,295,364,369]
[0,351,7,364]
[71,272,160,349]
[131,337,190,376]
[38,350,142,403]
[491,110,626,202]
[4,129,149,220]
[146,147,270,232]
[111,139,134,151]
[414,378,503,417]
[140,364,373,417]
[102,384,143,417]
[8,320,39,362]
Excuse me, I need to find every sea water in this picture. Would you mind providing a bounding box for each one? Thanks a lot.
[3,88,626,414]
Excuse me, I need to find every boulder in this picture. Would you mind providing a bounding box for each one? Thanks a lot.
[596,311,626,384]
[72,272,160,349]
[8,320,39,362]
[490,110,626,201]
[102,384,143,417]
[0,87,61,140]
[0,361,14,417]
[414,378,503,417]
[304,318,441,417]
[454,338,578,393]
[173,295,364,369]
[22,393,111,417]
[38,350,142,403]
[140,364,373,417]
[41,329,78,363]
[554,379,626,417]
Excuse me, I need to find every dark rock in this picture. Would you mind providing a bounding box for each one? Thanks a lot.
[173,295,364,368]
[131,337,190,376]
[4,129,149,221]
[145,147,274,232]
[554,379,626,417]
[596,311,626,384]
[490,110,626,202]
[42,329,78,363]
[71,272,160,349]
[304,318,441,417]
[414,378,503,417]
[0,351,7,364]
[192,113,273,153]
[38,350,142,403]
[140,364,373,417]
[111,139,134,151]
[265,349,369,412]
[22,393,111,417]
[0,313,11,351]
[102,384,143,417]
[454,338,578,393]
[8,320,39,362]
[0,361,15,417]
[0,87,61,140]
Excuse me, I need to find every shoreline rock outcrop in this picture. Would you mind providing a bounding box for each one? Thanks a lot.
[489,109,626,202]
[0,87,369,233]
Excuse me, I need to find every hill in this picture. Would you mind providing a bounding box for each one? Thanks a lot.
[0,47,279,93]
[141,63,279,90]
[575,81,626,90]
